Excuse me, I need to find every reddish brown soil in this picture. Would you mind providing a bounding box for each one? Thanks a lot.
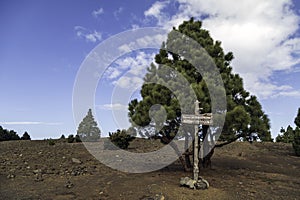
[0,139,299,200]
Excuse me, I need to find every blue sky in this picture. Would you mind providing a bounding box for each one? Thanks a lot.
[1,0,300,139]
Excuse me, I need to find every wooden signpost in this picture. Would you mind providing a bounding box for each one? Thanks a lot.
[182,113,213,126]
[181,100,213,182]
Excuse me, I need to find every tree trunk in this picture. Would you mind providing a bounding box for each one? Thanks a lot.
[168,138,192,172]
[184,134,192,169]
[200,125,214,169]
[201,147,214,169]
[153,135,193,171]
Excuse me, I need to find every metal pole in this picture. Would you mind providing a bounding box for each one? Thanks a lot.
[193,100,199,182]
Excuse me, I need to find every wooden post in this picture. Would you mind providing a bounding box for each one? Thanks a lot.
[193,100,199,182]
[181,101,212,182]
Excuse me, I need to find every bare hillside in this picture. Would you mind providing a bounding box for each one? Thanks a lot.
[0,139,299,200]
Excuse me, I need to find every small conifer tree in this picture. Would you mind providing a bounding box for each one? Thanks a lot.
[77,109,101,142]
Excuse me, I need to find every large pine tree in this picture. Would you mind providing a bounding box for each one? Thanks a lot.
[128,18,272,169]
[77,109,101,142]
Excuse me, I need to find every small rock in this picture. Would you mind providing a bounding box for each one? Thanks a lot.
[33,169,43,182]
[238,152,244,157]
[33,169,42,174]
[180,177,209,190]
[106,181,112,185]
[140,194,165,200]
[180,177,189,185]
[34,173,43,182]
[196,177,209,189]
[139,196,155,200]
[65,180,74,188]
[7,174,15,179]
[180,177,196,189]
[195,180,209,190]
[155,194,165,200]
[72,158,81,164]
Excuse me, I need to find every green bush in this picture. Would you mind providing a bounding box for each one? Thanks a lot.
[67,134,75,143]
[75,135,82,142]
[109,129,135,149]
[67,134,82,143]
[48,139,55,146]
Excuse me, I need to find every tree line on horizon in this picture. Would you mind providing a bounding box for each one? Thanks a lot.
[276,108,300,156]
[0,126,31,141]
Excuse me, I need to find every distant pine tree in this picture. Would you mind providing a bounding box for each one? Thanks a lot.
[21,132,31,140]
[77,109,101,142]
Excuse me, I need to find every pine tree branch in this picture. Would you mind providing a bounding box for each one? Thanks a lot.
[215,133,244,148]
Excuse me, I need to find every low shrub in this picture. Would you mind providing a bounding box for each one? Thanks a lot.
[48,139,55,146]
[108,129,135,149]
[67,134,75,143]
[75,135,82,142]
[67,134,82,143]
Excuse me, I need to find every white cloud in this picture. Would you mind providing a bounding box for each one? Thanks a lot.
[85,31,102,42]
[96,103,128,111]
[0,122,62,125]
[92,7,104,18]
[107,68,122,79]
[293,67,300,73]
[145,1,168,17]
[114,7,124,20]
[74,26,102,43]
[103,51,156,89]
[136,34,167,47]
[273,90,300,98]
[144,0,300,99]
[131,24,140,30]
[113,76,144,89]
[117,33,167,54]
[144,1,170,25]
[118,43,133,53]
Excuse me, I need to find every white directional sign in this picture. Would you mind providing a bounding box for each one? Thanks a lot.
[182,113,213,125]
